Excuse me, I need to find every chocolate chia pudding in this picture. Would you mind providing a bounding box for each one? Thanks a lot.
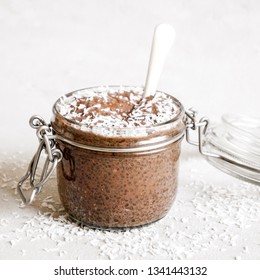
[51,86,186,228]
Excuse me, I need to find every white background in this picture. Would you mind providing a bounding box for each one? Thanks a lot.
[0,0,259,260]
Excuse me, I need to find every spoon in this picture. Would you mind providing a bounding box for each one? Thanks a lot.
[143,24,176,97]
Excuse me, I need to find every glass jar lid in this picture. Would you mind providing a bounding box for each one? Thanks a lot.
[188,111,260,185]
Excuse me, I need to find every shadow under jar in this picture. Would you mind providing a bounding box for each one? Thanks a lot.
[51,86,186,229]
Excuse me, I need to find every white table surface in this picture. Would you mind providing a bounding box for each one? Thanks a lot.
[0,0,260,260]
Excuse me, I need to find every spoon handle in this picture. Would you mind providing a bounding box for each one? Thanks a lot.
[143,24,175,97]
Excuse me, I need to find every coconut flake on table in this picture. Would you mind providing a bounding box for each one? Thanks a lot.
[0,152,260,259]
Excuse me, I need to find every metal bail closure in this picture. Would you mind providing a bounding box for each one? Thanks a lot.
[185,108,211,155]
[17,116,63,205]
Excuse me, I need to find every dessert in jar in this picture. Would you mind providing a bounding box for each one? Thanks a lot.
[51,86,186,228]
[17,23,260,230]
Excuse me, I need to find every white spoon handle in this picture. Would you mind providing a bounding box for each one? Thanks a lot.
[143,24,175,97]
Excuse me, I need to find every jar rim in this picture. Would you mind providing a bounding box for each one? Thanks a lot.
[52,85,185,133]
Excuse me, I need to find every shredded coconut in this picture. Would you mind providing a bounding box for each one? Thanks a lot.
[0,151,259,260]
[55,86,179,137]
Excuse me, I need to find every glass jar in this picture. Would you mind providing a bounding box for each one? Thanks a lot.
[17,86,260,229]
[18,86,186,229]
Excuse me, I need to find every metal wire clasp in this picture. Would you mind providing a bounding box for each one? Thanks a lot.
[185,108,217,158]
[17,116,62,205]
